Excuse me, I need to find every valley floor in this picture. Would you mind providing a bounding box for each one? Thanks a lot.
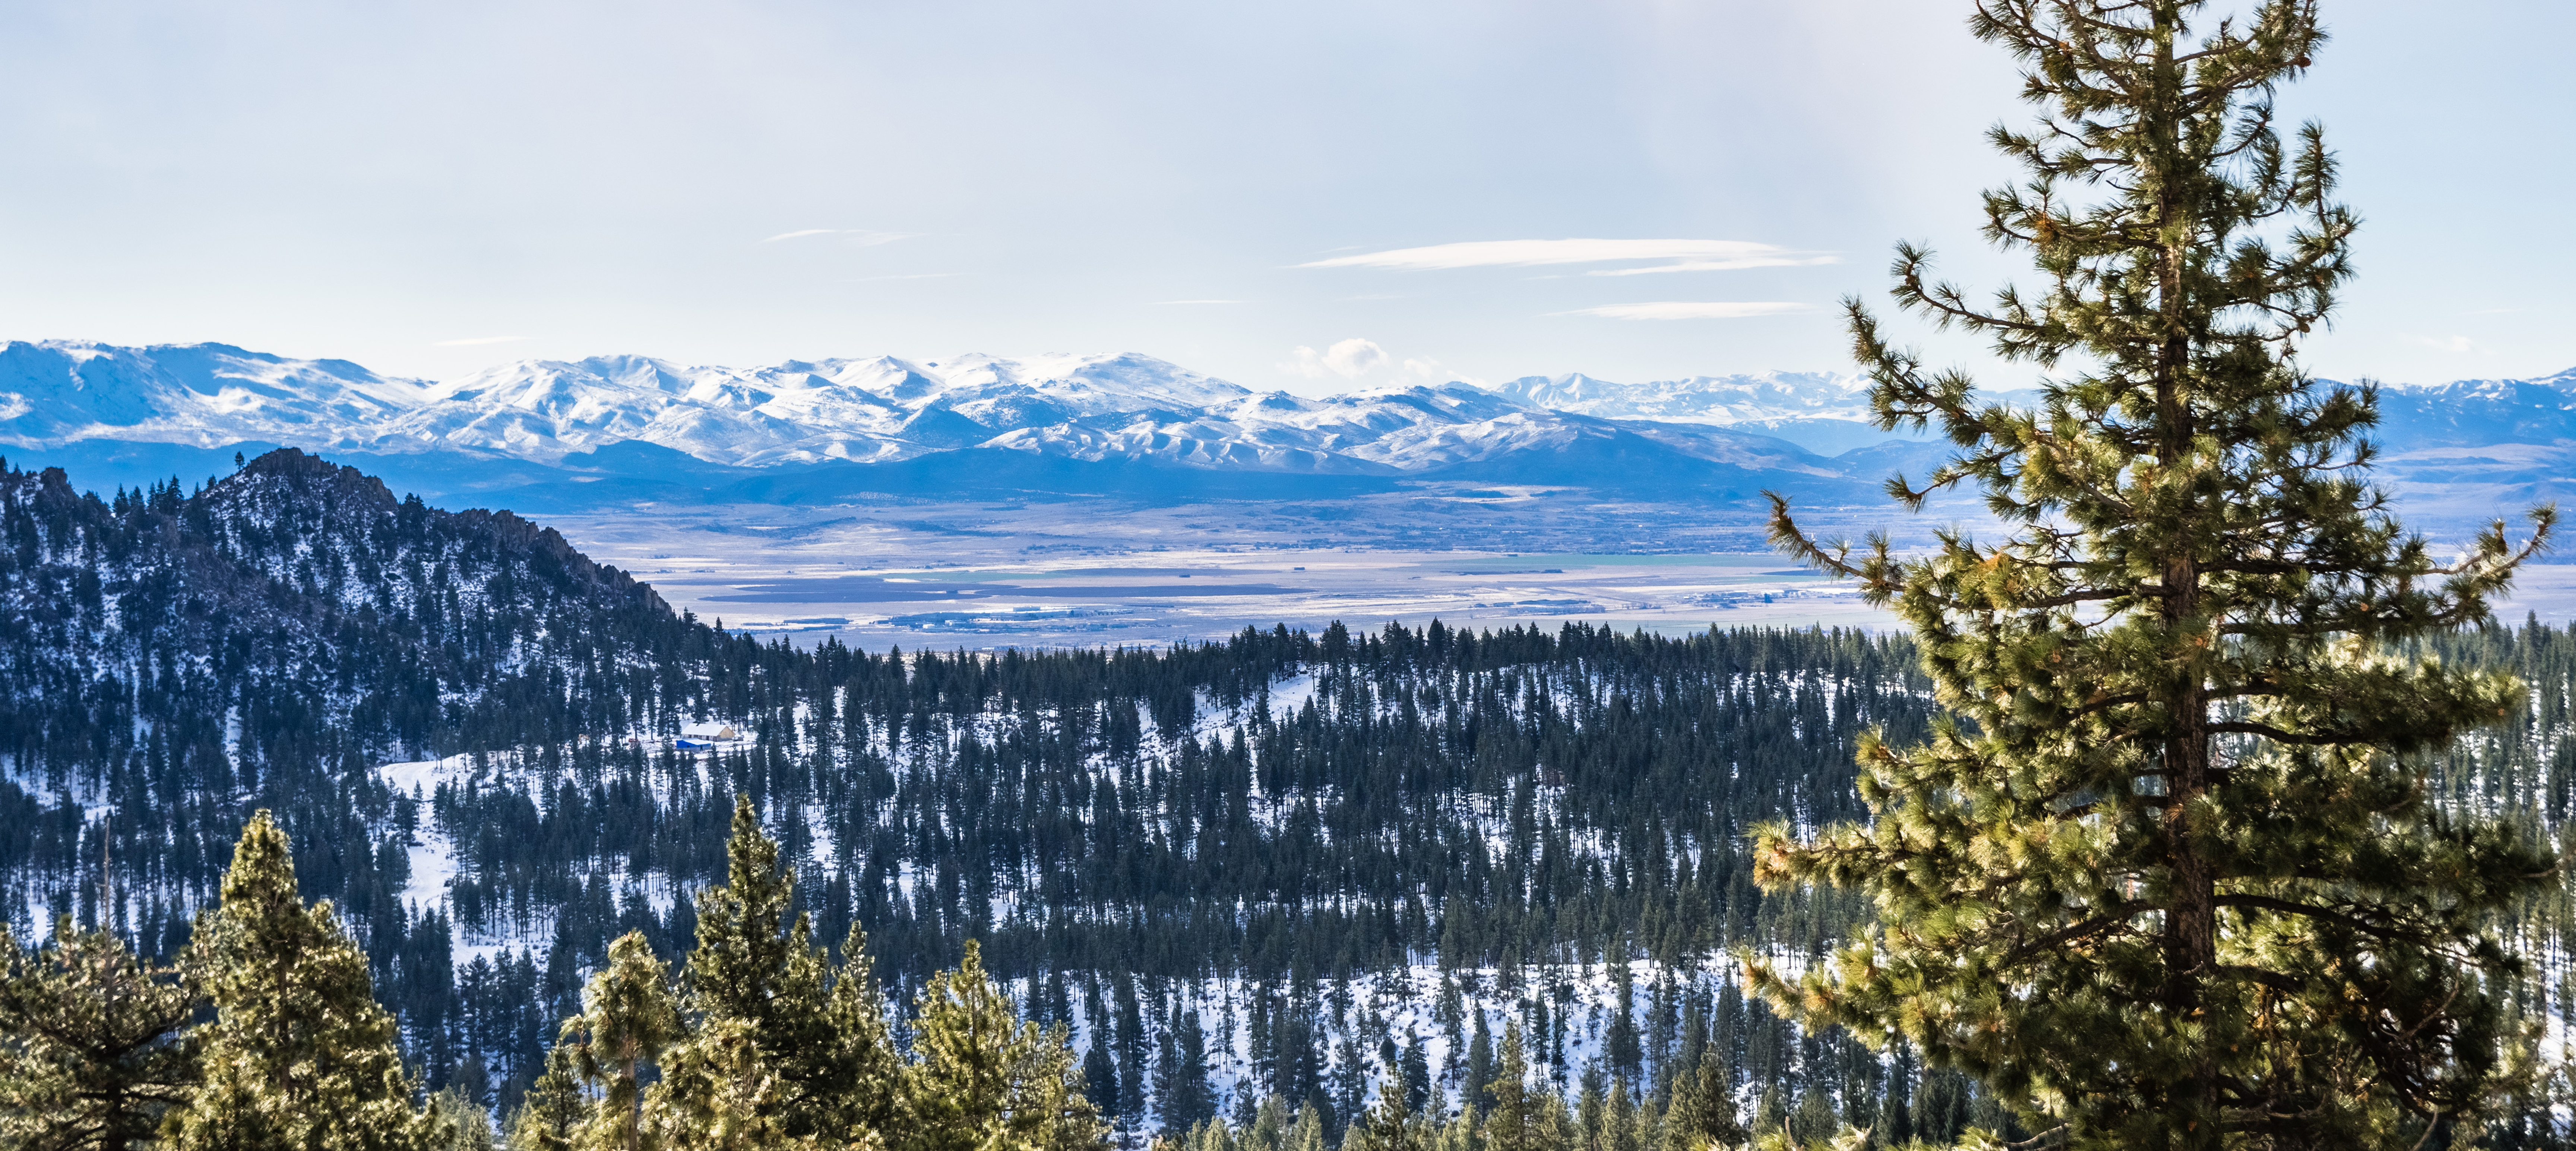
[544,502,2576,650]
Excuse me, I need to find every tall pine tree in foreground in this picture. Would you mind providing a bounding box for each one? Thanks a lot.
[164,810,447,1151]
[655,796,902,1143]
[563,931,680,1151]
[0,918,199,1151]
[507,1046,591,1151]
[1756,1,2557,1148]
[905,940,1105,1151]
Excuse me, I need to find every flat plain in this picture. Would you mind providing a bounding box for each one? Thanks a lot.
[548,499,2576,651]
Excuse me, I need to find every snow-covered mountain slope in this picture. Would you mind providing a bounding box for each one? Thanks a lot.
[2372,367,2576,449]
[396,350,1259,467]
[984,383,1823,476]
[6,341,2571,517]
[1497,370,1874,425]
[0,342,1864,488]
[0,341,429,447]
[0,342,1256,468]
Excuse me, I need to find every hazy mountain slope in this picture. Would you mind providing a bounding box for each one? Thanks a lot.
[1498,370,1872,424]
[0,341,428,447]
[2373,368,2576,448]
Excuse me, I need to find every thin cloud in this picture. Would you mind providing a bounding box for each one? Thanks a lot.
[1587,255,1838,276]
[1153,299,1249,305]
[850,273,964,281]
[1297,238,1821,272]
[763,228,918,245]
[433,335,532,347]
[1558,301,1814,320]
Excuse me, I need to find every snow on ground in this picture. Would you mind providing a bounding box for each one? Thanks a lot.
[1034,954,1766,1134]
[379,754,473,914]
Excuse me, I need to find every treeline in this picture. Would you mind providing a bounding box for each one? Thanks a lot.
[0,801,1106,1151]
[10,617,2572,1142]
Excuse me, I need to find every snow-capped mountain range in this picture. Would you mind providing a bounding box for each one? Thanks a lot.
[0,343,1255,468]
[4,340,2572,515]
[0,341,1904,506]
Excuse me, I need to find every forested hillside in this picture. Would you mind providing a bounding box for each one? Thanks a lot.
[1,452,2569,1146]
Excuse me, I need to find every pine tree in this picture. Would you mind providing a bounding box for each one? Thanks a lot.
[1756,2,2558,1147]
[507,1046,589,1151]
[1661,1048,1743,1151]
[1156,1003,1216,1134]
[1343,1076,1421,1151]
[427,1086,497,1151]
[676,795,898,1142]
[1481,1023,1533,1151]
[563,931,680,1151]
[0,918,199,1151]
[1462,1015,1492,1112]
[640,1017,802,1151]
[904,940,1107,1151]
[818,923,906,1138]
[1398,1027,1431,1117]
[164,809,448,1151]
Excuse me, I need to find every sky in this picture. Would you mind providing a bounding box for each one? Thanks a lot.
[0,0,2565,395]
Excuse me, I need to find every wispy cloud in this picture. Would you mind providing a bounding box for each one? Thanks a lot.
[1586,255,1837,276]
[2406,333,2486,353]
[1297,238,1826,273]
[849,273,964,281]
[433,335,532,347]
[763,228,918,245]
[1281,338,1389,379]
[1557,301,1814,320]
[1153,299,1249,305]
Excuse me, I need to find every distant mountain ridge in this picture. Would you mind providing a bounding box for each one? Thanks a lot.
[0,342,1920,509]
[2,340,2568,520]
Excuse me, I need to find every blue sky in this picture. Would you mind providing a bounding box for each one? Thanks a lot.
[0,0,2564,394]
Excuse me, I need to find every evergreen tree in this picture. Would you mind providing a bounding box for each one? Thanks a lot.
[1343,1076,1421,1151]
[164,810,447,1151]
[0,918,199,1151]
[1482,1023,1533,1151]
[1399,1028,1431,1117]
[563,931,680,1151]
[1156,1003,1216,1134]
[1756,1,2558,1147]
[818,923,906,1138]
[678,795,896,1141]
[427,1087,497,1151]
[639,1018,800,1151]
[507,1046,589,1151]
[1661,1048,1743,1151]
[1083,1033,1119,1120]
[904,940,1106,1151]
[1462,1016,1493,1113]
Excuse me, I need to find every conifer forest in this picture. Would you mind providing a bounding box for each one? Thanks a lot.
[5,2,2574,1147]
[1,443,2573,1148]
